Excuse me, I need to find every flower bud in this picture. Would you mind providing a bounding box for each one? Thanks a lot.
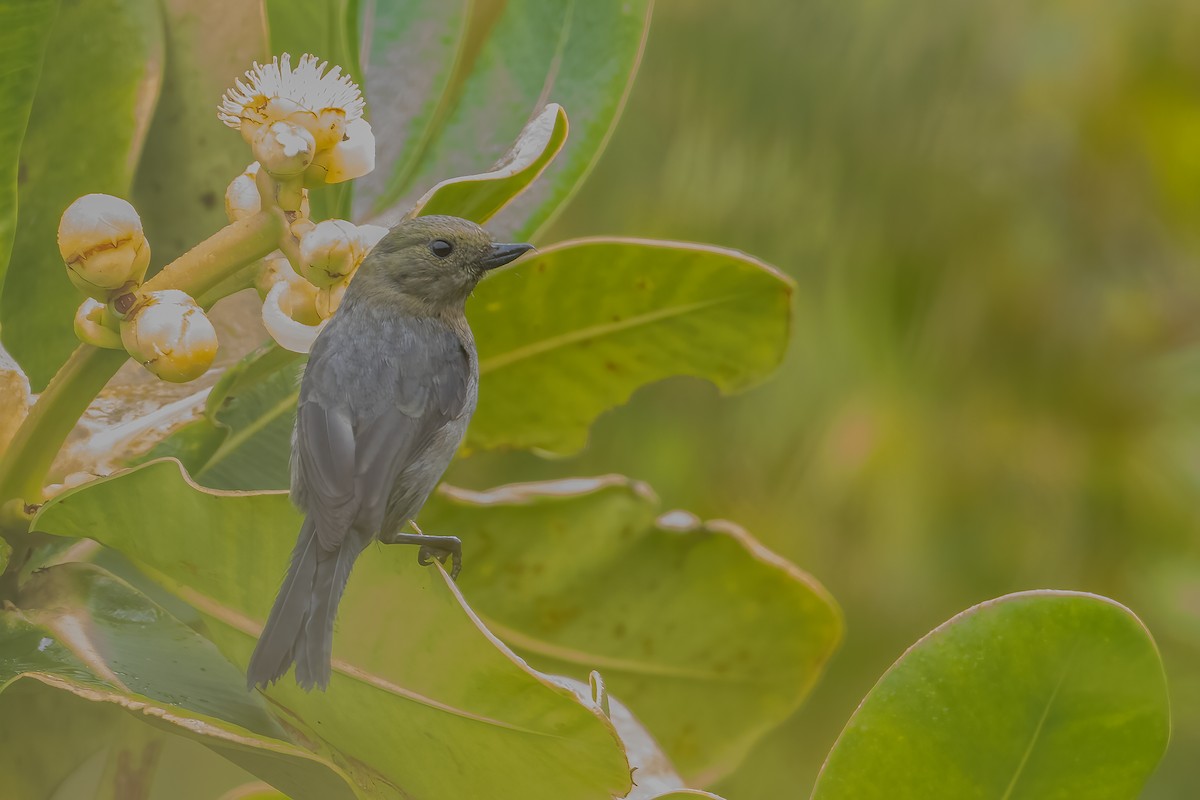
[308,118,375,183]
[225,162,262,222]
[253,252,321,323]
[58,194,151,300]
[315,280,348,319]
[120,290,218,382]
[253,120,316,178]
[298,219,364,287]
[73,298,122,349]
[314,107,347,151]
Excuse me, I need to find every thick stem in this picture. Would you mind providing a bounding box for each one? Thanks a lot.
[0,209,284,518]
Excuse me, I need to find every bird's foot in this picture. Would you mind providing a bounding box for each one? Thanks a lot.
[383,532,462,580]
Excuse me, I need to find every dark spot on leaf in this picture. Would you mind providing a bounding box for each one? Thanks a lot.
[613,622,626,639]
[604,361,620,373]
[199,190,217,210]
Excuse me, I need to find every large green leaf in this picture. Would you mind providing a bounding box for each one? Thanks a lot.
[468,238,795,453]
[0,561,358,799]
[0,0,59,290]
[34,460,634,800]
[412,103,569,224]
[811,591,1171,800]
[0,0,164,389]
[2,682,266,800]
[424,477,840,784]
[487,1,653,240]
[132,0,268,270]
[367,0,652,239]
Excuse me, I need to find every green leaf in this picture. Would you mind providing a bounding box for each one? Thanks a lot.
[811,591,1171,800]
[132,0,268,271]
[264,0,359,221]
[0,0,59,290]
[468,238,795,453]
[0,561,359,800]
[34,460,634,800]
[411,103,569,224]
[0,0,164,389]
[425,477,841,784]
[367,0,652,239]
[137,343,301,488]
[353,0,469,217]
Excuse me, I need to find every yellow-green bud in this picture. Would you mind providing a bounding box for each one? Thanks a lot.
[120,289,218,383]
[253,120,316,178]
[315,279,348,319]
[307,118,374,183]
[314,107,347,151]
[73,298,122,349]
[225,162,262,222]
[298,219,364,287]
[58,194,151,300]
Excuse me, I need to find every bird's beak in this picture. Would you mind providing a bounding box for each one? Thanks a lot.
[482,242,535,270]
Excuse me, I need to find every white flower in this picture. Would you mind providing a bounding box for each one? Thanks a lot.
[357,223,389,250]
[262,281,327,354]
[218,53,365,145]
[120,290,218,383]
[58,194,151,300]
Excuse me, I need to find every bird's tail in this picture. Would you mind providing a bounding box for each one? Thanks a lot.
[246,518,367,691]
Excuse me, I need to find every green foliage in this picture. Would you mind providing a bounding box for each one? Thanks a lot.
[0,0,163,389]
[133,0,267,270]
[33,462,634,799]
[812,592,1170,799]
[428,478,841,782]
[469,238,793,453]
[0,0,58,290]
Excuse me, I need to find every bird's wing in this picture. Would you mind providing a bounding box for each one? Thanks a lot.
[294,318,471,551]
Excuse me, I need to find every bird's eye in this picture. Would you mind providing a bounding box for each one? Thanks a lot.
[429,239,454,258]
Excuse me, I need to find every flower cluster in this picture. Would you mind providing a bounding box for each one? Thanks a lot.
[217,53,383,353]
[56,52,381,381]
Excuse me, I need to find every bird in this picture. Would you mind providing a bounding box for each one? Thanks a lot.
[245,215,533,691]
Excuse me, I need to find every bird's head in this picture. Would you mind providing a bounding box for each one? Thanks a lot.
[349,215,533,313]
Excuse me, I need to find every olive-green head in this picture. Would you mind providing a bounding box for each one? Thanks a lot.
[348,215,533,312]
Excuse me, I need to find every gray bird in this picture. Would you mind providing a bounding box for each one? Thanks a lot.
[246,215,532,691]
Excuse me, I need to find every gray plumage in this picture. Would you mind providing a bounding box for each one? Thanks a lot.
[246,215,532,691]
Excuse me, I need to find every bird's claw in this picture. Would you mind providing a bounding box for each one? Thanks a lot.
[417,536,462,580]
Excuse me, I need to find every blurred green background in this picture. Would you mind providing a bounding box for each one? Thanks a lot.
[451,0,1200,797]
